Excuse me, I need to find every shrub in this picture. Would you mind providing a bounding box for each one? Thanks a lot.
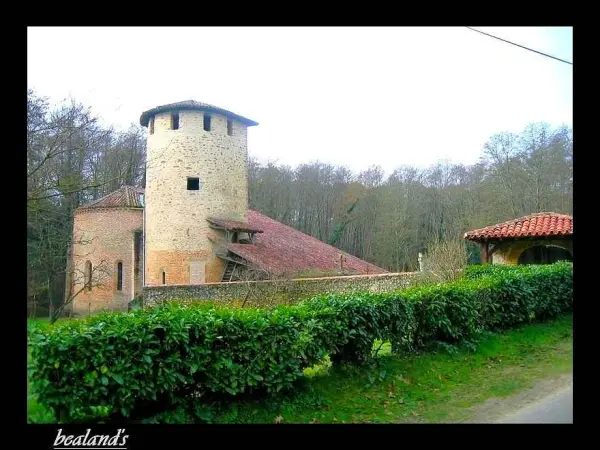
[29,262,572,423]
[420,235,469,283]
[463,263,523,280]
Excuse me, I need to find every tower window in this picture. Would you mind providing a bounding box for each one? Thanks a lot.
[149,117,154,135]
[187,177,200,190]
[116,261,123,291]
[203,114,211,132]
[162,271,166,285]
[85,261,92,292]
[227,119,233,136]
[171,112,180,130]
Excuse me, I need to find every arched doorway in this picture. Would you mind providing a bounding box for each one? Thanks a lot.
[518,245,572,265]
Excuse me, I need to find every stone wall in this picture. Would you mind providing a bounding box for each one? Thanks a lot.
[144,109,250,286]
[142,272,419,308]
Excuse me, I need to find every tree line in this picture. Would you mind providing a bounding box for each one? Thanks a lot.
[26,89,572,315]
[247,123,572,272]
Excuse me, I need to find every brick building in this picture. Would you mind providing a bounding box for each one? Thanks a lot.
[68,101,386,315]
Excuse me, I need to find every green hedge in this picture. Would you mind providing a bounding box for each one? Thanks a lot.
[29,262,572,423]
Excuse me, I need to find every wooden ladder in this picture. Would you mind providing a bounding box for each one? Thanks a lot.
[221,261,237,282]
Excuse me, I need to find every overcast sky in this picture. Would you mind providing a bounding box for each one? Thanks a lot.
[27,27,572,173]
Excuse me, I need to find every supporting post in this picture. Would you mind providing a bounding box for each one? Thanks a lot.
[481,242,489,264]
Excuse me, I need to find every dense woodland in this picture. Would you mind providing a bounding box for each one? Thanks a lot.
[26,89,572,315]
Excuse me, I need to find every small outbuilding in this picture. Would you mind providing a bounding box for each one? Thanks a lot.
[463,212,573,265]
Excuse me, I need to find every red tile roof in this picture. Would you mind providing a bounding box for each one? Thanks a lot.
[464,212,573,242]
[206,217,264,234]
[77,186,144,211]
[226,210,388,275]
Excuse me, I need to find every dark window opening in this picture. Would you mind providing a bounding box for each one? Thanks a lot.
[149,117,154,134]
[117,262,123,291]
[171,112,179,130]
[85,261,92,292]
[203,114,211,132]
[227,119,233,136]
[162,271,166,285]
[518,245,573,265]
[187,177,200,190]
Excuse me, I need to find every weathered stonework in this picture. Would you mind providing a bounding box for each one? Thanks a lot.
[143,272,419,308]
[491,238,573,265]
[145,110,249,286]
[70,207,143,316]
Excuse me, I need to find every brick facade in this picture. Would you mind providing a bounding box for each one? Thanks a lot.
[70,207,143,316]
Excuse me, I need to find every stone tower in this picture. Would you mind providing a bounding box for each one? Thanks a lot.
[140,100,258,286]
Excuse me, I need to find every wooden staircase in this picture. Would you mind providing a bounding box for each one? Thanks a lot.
[221,261,237,282]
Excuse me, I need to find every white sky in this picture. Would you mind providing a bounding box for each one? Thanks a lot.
[27,27,572,174]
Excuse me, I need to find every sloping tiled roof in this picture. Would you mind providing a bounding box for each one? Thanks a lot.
[77,186,144,211]
[139,100,258,127]
[207,217,264,234]
[464,212,573,242]
[226,210,388,275]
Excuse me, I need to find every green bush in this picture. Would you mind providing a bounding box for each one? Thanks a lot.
[29,262,572,423]
[463,263,524,279]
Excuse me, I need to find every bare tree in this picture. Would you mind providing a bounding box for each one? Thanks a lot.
[27,89,147,316]
[418,234,468,284]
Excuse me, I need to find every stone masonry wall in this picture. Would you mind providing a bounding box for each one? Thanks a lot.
[71,207,143,316]
[142,272,419,308]
[145,109,249,286]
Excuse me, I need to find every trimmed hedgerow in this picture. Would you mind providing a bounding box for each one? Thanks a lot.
[29,262,572,423]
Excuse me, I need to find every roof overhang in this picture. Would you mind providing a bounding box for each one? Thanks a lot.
[464,233,572,243]
[140,100,258,127]
[207,217,264,234]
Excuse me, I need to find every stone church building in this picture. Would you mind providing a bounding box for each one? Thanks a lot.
[67,101,386,315]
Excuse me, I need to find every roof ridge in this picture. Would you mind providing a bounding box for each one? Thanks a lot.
[78,187,122,209]
[464,211,572,242]
[77,185,144,210]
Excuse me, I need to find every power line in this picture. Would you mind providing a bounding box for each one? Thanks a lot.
[465,27,572,65]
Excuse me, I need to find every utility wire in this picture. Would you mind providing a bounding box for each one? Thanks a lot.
[465,27,572,65]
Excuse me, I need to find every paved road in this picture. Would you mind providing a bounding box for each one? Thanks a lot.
[495,386,573,423]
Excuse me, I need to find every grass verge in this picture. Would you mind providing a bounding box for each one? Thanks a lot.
[213,314,573,424]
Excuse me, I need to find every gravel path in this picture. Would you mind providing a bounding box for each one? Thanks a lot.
[464,373,573,424]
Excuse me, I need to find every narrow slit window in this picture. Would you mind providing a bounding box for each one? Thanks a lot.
[117,262,123,291]
[227,119,233,136]
[203,114,211,132]
[85,261,92,292]
[162,271,166,285]
[187,177,200,190]
[149,117,154,134]
[171,112,179,130]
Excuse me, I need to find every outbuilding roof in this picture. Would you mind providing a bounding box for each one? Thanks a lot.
[207,217,264,234]
[226,210,388,275]
[76,186,144,211]
[139,100,258,127]
[463,212,573,242]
